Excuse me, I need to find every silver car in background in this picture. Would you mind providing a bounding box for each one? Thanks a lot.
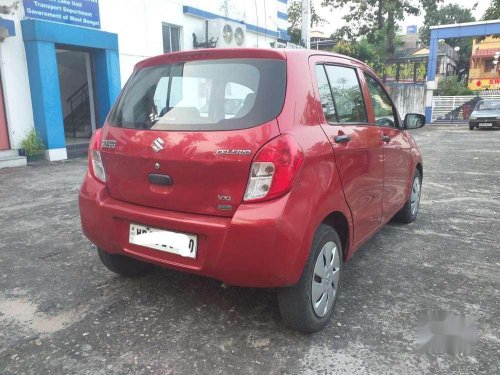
[469,100,500,130]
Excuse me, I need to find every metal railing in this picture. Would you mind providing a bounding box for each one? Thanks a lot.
[66,82,90,138]
[432,93,500,123]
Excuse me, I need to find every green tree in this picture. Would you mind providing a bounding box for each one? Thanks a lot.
[332,29,398,75]
[322,0,419,59]
[436,75,473,96]
[483,0,500,20]
[419,0,444,43]
[287,1,325,45]
[420,3,476,45]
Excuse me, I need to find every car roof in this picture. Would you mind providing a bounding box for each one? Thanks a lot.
[135,48,372,72]
[283,48,365,64]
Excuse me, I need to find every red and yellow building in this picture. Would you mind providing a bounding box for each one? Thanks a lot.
[468,36,500,91]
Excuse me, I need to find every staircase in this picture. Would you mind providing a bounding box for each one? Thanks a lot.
[64,83,92,139]
[0,149,27,169]
[432,94,500,124]
[432,96,476,124]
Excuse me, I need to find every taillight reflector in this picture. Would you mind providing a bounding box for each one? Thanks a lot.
[88,129,106,184]
[243,134,304,203]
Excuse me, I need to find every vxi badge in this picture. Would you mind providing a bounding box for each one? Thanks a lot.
[215,149,252,156]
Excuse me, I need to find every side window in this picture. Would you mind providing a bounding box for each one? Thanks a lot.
[365,74,398,128]
[324,65,367,123]
[315,65,337,122]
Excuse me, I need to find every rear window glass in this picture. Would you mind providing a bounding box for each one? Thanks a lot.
[108,59,286,131]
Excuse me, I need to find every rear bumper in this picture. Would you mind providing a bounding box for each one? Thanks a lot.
[469,120,500,128]
[79,172,303,287]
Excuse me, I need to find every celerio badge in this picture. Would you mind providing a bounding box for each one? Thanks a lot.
[216,149,251,156]
[152,138,165,152]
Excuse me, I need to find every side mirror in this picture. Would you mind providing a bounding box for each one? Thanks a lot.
[404,113,426,130]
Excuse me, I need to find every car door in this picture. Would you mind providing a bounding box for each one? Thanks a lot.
[363,73,412,221]
[312,59,384,246]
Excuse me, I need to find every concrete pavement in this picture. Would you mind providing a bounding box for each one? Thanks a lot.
[0,126,499,374]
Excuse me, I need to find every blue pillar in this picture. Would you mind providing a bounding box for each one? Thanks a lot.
[92,49,121,127]
[427,36,439,82]
[425,33,439,123]
[22,19,120,160]
[24,40,66,150]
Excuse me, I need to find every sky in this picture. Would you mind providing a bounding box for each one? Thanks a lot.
[312,0,493,36]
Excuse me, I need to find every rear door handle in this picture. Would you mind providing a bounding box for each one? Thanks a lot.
[334,135,351,144]
[148,174,173,186]
[382,135,391,143]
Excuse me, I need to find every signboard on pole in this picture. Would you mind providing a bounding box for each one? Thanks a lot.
[23,0,100,29]
[407,25,418,34]
[301,0,310,49]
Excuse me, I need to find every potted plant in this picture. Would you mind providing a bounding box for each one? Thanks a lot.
[19,129,45,162]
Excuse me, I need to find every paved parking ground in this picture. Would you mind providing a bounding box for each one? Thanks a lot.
[0,126,499,374]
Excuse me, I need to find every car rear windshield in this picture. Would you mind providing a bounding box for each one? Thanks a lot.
[107,58,286,131]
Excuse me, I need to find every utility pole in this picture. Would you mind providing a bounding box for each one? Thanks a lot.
[301,0,310,49]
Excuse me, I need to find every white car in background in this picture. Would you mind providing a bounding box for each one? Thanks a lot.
[469,100,500,130]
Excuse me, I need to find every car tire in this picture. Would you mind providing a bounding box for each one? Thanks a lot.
[469,125,474,130]
[393,169,422,224]
[278,224,343,333]
[97,248,155,278]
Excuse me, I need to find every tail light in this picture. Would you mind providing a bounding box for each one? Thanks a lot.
[244,134,304,203]
[89,129,106,183]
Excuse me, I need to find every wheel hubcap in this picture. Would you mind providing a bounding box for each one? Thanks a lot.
[410,176,421,216]
[311,241,341,317]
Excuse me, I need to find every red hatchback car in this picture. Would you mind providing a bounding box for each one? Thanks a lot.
[79,48,424,333]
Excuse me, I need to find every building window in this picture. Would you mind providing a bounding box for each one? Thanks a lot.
[484,60,495,73]
[163,23,181,53]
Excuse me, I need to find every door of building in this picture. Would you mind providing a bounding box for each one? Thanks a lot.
[56,49,97,146]
[0,73,10,150]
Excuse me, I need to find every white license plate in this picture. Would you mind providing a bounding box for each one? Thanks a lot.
[129,224,197,259]
[479,123,493,127]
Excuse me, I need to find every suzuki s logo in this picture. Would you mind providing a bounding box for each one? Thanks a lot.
[151,138,165,152]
